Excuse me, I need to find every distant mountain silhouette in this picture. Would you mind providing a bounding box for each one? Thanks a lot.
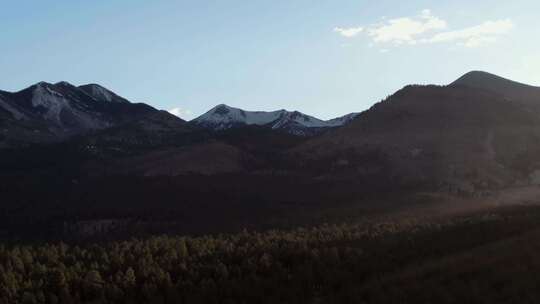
[295,72,540,193]
[4,72,540,191]
[451,71,540,108]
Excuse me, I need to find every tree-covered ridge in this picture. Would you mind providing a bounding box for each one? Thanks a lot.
[1,223,369,304]
[2,205,540,304]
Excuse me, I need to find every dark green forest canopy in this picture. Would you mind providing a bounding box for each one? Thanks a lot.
[3,205,540,304]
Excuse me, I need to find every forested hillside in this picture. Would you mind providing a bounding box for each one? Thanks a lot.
[3,203,540,304]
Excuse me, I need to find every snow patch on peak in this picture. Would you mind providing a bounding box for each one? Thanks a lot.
[31,84,69,122]
[270,111,328,129]
[0,95,26,120]
[212,104,232,115]
[55,81,75,87]
[32,82,64,97]
[325,112,360,127]
[36,81,51,87]
[78,84,129,103]
[28,84,115,131]
[195,104,286,129]
[193,104,359,134]
[83,84,115,102]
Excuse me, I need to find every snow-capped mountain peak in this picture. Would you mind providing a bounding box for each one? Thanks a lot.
[78,84,130,103]
[193,104,286,130]
[0,81,158,148]
[324,112,360,127]
[30,82,70,122]
[55,81,75,87]
[192,104,359,135]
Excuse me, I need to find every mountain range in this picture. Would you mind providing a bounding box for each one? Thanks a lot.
[2,71,540,190]
[3,70,540,239]
[192,104,359,135]
[0,81,156,148]
[0,82,360,149]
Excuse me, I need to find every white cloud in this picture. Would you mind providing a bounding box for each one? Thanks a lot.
[168,107,193,119]
[425,19,514,47]
[460,36,497,48]
[367,9,447,45]
[333,26,364,38]
[334,10,513,49]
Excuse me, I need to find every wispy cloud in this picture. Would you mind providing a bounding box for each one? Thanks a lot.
[424,19,514,47]
[333,9,513,49]
[367,9,446,45]
[334,26,364,37]
[168,107,193,119]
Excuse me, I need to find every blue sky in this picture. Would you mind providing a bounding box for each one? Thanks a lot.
[1,1,539,120]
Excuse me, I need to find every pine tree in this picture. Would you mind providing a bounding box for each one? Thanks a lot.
[83,270,104,300]
[123,267,137,288]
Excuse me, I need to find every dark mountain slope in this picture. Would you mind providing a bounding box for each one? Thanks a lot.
[294,80,540,192]
[0,81,157,148]
[78,110,196,155]
[79,124,309,177]
[452,71,540,108]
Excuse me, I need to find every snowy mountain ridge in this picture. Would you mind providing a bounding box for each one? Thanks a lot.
[0,81,157,148]
[192,104,359,135]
